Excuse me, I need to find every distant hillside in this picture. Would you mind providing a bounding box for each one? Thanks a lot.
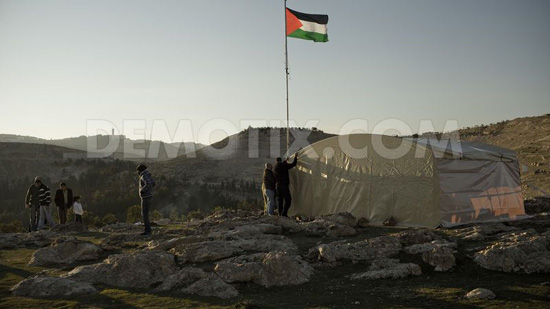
[0,143,89,186]
[456,114,550,199]
[153,127,335,183]
[0,134,204,162]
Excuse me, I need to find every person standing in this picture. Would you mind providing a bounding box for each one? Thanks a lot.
[54,182,73,224]
[73,195,84,223]
[24,176,43,231]
[136,164,155,235]
[262,163,277,216]
[36,178,55,230]
[274,153,298,217]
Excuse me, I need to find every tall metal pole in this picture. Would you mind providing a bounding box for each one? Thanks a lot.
[284,0,290,155]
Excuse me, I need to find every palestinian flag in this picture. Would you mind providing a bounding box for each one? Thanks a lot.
[286,8,329,43]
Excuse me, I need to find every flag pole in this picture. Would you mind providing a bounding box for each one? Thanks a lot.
[284,0,290,155]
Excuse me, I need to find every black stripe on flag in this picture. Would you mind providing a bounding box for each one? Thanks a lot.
[287,8,328,25]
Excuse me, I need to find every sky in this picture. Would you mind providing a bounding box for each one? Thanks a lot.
[0,0,549,144]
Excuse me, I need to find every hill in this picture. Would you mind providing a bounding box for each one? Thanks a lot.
[0,134,204,162]
[456,114,550,199]
[153,127,335,184]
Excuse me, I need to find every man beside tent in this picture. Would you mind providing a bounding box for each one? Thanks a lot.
[274,153,298,217]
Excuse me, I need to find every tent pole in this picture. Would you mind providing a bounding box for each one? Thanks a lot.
[284,0,290,155]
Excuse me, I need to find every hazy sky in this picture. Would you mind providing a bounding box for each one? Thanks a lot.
[1,0,549,144]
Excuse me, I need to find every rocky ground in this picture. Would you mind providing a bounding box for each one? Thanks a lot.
[1,201,550,309]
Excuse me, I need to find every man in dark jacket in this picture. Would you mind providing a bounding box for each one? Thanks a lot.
[54,182,73,224]
[262,163,277,215]
[274,153,298,217]
[24,176,43,231]
[137,164,155,235]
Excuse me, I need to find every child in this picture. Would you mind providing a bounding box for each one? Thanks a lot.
[73,195,84,223]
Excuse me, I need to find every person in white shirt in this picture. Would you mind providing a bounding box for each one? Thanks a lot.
[73,195,84,223]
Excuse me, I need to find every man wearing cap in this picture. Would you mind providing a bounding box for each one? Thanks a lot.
[54,182,74,224]
[25,176,43,231]
[136,164,155,235]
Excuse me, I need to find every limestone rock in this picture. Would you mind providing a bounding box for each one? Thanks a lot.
[183,273,239,299]
[394,229,441,245]
[303,220,357,237]
[29,236,102,266]
[350,259,421,280]
[0,231,57,249]
[307,236,402,264]
[51,222,88,234]
[357,217,369,228]
[465,288,496,300]
[215,251,314,287]
[101,223,143,233]
[320,212,357,228]
[155,267,238,299]
[154,218,171,226]
[422,246,456,271]
[258,216,304,234]
[403,239,457,255]
[11,275,97,297]
[147,236,206,251]
[173,241,243,263]
[473,230,550,273]
[65,250,178,289]
[99,233,147,250]
[454,223,519,240]
[155,267,209,291]
[326,224,357,237]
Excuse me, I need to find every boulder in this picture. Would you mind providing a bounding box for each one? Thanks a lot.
[11,275,97,297]
[99,233,147,250]
[183,273,239,299]
[473,230,550,273]
[393,229,441,245]
[403,239,457,255]
[155,267,209,291]
[0,231,57,249]
[51,222,88,234]
[258,216,304,234]
[350,259,421,280]
[65,250,178,288]
[465,288,496,300]
[307,236,402,264]
[231,234,298,253]
[320,212,357,228]
[147,236,207,251]
[326,224,357,237]
[29,236,102,266]
[101,223,143,233]
[422,246,456,272]
[208,223,283,238]
[453,223,519,240]
[215,251,314,287]
[303,220,357,237]
[357,217,369,228]
[173,241,243,263]
[154,267,239,299]
[153,218,171,226]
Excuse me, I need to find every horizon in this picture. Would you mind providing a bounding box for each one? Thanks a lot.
[1,0,549,145]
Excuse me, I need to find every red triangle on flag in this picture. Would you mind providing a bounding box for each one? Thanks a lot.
[286,8,303,35]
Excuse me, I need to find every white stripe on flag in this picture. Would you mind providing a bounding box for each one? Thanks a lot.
[299,20,327,35]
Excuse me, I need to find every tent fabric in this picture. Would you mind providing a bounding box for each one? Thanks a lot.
[289,134,527,228]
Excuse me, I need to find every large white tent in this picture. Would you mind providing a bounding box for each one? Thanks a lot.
[289,134,528,228]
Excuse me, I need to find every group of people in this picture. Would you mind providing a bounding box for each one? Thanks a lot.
[24,164,155,236]
[24,177,83,231]
[262,153,298,216]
